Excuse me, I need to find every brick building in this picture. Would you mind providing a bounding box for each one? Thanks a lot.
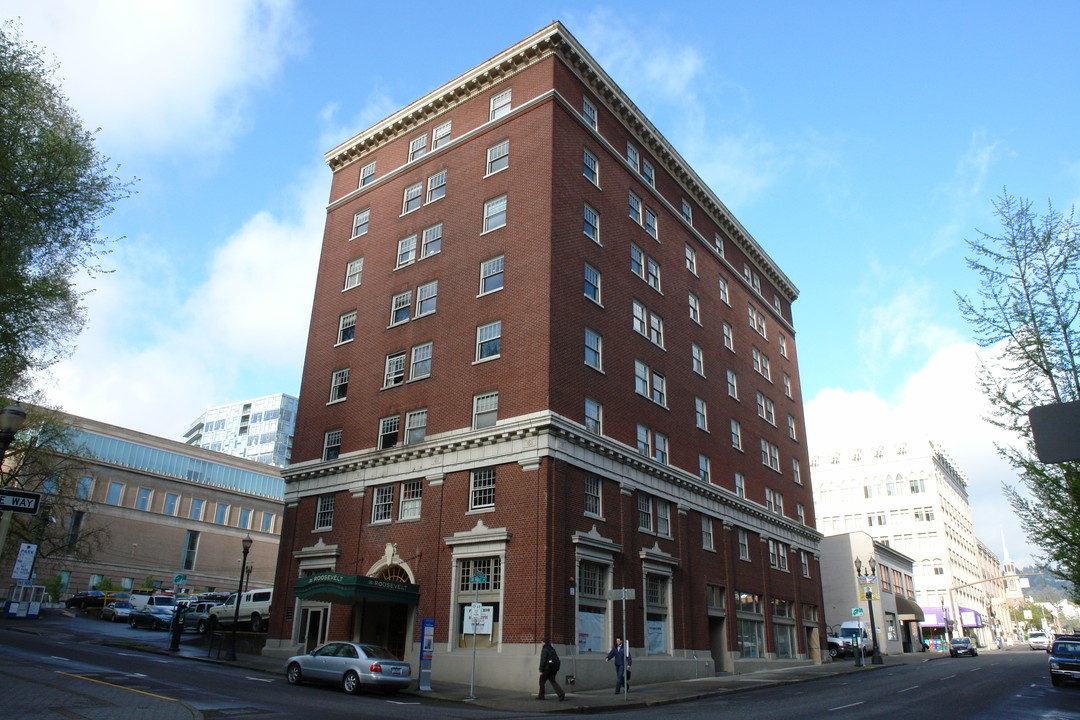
[265,22,824,689]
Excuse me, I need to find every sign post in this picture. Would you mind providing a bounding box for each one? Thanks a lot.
[418,618,435,691]
[465,572,486,701]
[608,588,636,698]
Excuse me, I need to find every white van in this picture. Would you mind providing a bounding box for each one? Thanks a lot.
[129,591,177,611]
[208,588,272,632]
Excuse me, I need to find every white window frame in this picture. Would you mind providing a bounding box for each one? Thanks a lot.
[642,159,655,186]
[685,244,697,274]
[476,320,501,361]
[779,333,788,358]
[698,455,711,483]
[329,368,349,403]
[489,89,511,120]
[738,529,750,560]
[421,223,442,258]
[584,263,601,304]
[731,419,743,450]
[337,311,356,344]
[787,415,798,441]
[644,206,658,239]
[384,352,406,387]
[585,328,602,370]
[689,292,700,323]
[761,439,780,472]
[734,472,745,497]
[584,397,603,435]
[426,169,447,203]
[649,311,664,347]
[723,322,734,350]
[402,182,422,214]
[410,342,432,379]
[315,494,335,530]
[400,480,423,519]
[584,203,600,243]
[702,516,714,550]
[718,276,730,304]
[792,458,802,485]
[681,198,692,223]
[351,207,370,238]
[627,143,640,171]
[637,494,653,531]
[323,429,341,461]
[408,134,427,161]
[582,97,598,129]
[396,234,417,267]
[480,255,504,295]
[470,467,496,510]
[378,415,400,449]
[584,474,602,516]
[628,191,642,225]
[483,194,507,233]
[654,432,669,464]
[646,257,661,291]
[359,161,375,187]
[372,485,394,523]
[632,300,647,336]
[390,291,412,325]
[432,120,451,149]
[344,257,364,290]
[692,343,705,376]
[473,391,498,429]
[583,148,599,184]
[695,397,708,430]
[405,408,427,444]
[416,280,438,317]
[486,139,509,175]
[727,369,739,399]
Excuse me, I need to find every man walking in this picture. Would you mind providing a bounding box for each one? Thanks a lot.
[605,636,630,694]
[537,638,565,700]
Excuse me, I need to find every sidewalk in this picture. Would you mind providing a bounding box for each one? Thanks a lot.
[4,612,960,716]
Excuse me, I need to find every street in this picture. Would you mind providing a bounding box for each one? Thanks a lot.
[1,614,1076,719]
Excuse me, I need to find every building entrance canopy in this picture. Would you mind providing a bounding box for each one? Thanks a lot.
[894,596,925,621]
[295,572,419,605]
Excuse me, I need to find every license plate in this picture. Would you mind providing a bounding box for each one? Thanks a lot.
[391,668,401,675]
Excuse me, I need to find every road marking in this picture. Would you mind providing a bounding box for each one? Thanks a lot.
[246,677,274,682]
[50,656,70,661]
[387,700,420,705]
[897,685,919,693]
[56,671,178,702]
[940,674,957,680]
[829,701,864,711]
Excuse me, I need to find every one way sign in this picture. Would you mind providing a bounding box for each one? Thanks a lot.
[0,489,42,515]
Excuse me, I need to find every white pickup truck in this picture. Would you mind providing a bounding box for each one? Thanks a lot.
[207,588,273,632]
[827,622,874,658]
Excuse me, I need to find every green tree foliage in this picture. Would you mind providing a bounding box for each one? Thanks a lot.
[0,405,109,576]
[957,192,1080,599]
[0,22,132,397]
[93,576,115,592]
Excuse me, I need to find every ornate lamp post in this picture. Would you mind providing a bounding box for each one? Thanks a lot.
[225,534,253,661]
[0,402,28,465]
[855,556,884,665]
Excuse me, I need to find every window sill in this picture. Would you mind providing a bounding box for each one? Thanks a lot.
[466,507,495,515]
[333,338,355,348]
[483,166,509,179]
[472,355,500,365]
[326,398,347,406]
[479,225,506,237]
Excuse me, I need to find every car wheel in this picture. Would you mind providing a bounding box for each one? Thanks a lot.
[287,663,303,685]
[343,670,362,695]
[828,646,839,658]
[250,613,263,633]
[130,618,137,628]
[197,620,207,634]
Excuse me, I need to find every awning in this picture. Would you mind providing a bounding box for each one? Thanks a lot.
[294,572,419,605]
[919,606,947,627]
[959,606,983,628]
[895,596,925,621]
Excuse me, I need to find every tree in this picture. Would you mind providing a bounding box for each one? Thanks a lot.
[0,21,132,397]
[957,191,1080,599]
[0,404,109,580]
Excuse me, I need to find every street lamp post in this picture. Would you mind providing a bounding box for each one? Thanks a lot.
[0,402,27,463]
[225,534,253,661]
[855,556,884,665]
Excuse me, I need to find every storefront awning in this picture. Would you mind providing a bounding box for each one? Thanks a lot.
[895,596,925,621]
[919,605,947,627]
[294,572,420,605]
[959,606,983,628]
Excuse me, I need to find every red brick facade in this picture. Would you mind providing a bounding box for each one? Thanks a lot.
[267,23,825,689]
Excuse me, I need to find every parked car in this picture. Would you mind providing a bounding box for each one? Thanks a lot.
[1049,635,1080,686]
[949,637,978,657]
[129,593,176,611]
[65,590,105,610]
[129,605,174,630]
[183,601,217,634]
[100,601,133,623]
[286,642,412,695]
[1030,631,1051,650]
[208,588,272,632]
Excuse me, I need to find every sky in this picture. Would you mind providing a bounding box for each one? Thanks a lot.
[7,0,1080,569]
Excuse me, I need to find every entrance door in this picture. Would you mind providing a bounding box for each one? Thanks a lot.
[804,624,821,662]
[355,600,412,659]
[708,616,730,673]
[300,607,325,652]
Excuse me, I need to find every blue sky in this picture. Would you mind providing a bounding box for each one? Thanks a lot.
[10,0,1080,567]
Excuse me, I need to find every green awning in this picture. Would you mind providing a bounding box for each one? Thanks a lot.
[294,572,419,605]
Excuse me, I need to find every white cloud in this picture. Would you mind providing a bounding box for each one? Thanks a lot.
[8,0,304,157]
[805,341,1039,566]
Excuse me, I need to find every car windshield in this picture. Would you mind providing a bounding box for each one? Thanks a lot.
[1054,641,1080,656]
[951,638,970,646]
[111,601,132,608]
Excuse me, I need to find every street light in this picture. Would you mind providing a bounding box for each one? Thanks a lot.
[225,534,253,661]
[854,556,884,665]
[0,401,28,465]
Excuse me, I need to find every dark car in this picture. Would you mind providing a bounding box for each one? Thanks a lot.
[1049,636,1080,686]
[950,637,978,657]
[286,642,412,695]
[100,600,133,622]
[65,590,105,610]
[129,605,175,630]
[183,601,216,634]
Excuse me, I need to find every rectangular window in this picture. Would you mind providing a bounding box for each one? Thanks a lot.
[649,311,664,347]
[405,408,427,444]
[654,432,668,464]
[761,439,780,471]
[768,539,789,570]
[585,328,602,370]
[476,320,502,360]
[408,134,427,161]
[632,300,647,335]
[480,255,504,294]
[642,159,654,186]
[695,397,708,430]
[715,233,725,257]
[756,392,775,424]
[489,89,511,120]
[748,304,767,338]
[420,223,442,257]
[583,204,600,242]
[470,467,496,509]
[189,497,204,520]
[692,343,705,375]
[359,161,376,187]
[735,472,745,497]
[337,311,356,344]
[739,529,750,560]
[486,139,509,174]
[351,208,370,238]
[400,480,423,520]
[261,512,275,533]
[372,485,394,522]
[106,481,124,506]
[689,292,701,323]
[634,359,650,396]
[779,333,788,358]
[727,369,739,399]
[797,503,806,525]
[323,429,341,460]
[584,263,601,303]
[416,280,438,316]
[329,368,349,402]
[582,97,598,128]
[636,424,651,457]
[702,516,714,550]
[384,351,406,387]
[473,391,498,429]
[630,243,645,278]
[656,500,671,536]
[651,369,666,406]
[181,530,199,570]
[644,207,658,239]
[718,278,731,306]
[800,550,811,577]
[396,235,417,267]
[238,507,252,529]
[411,342,432,379]
[426,169,447,202]
[402,182,422,214]
[585,475,602,516]
[681,198,692,223]
[390,291,412,325]
[646,257,661,291]
[483,194,506,232]
[214,503,229,525]
[731,420,743,450]
[315,494,335,530]
[344,257,364,290]
[699,454,711,482]
[76,477,93,500]
[583,148,599,184]
[627,143,640,171]
[432,120,451,149]
[783,373,792,398]
[637,494,653,531]
[787,415,798,440]
[378,416,400,449]
[135,487,152,511]
[584,396,603,434]
[792,458,802,484]
[628,191,642,224]
[723,322,734,351]
[685,245,697,273]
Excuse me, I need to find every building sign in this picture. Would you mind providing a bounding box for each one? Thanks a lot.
[463,603,493,634]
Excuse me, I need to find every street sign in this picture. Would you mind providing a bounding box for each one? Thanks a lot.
[173,573,187,585]
[470,573,487,584]
[0,489,41,515]
[852,607,864,616]
[607,588,636,600]
[463,604,493,633]
[11,543,37,580]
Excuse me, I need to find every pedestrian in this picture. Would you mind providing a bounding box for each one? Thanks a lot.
[605,636,631,694]
[537,638,565,701]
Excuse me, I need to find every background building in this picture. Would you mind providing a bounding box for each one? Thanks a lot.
[2,411,283,598]
[267,22,823,690]
[183,394,297,468]
[812,439,1002,648]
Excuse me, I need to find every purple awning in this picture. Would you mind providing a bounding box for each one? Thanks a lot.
[959,607,983,628]
[920,606,946,627]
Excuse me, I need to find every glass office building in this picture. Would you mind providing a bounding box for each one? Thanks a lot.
[183,394,297,468]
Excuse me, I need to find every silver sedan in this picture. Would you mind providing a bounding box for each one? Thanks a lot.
[286,642,412,695]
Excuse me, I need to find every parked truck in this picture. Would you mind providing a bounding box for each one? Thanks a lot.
[827,621,874,658]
